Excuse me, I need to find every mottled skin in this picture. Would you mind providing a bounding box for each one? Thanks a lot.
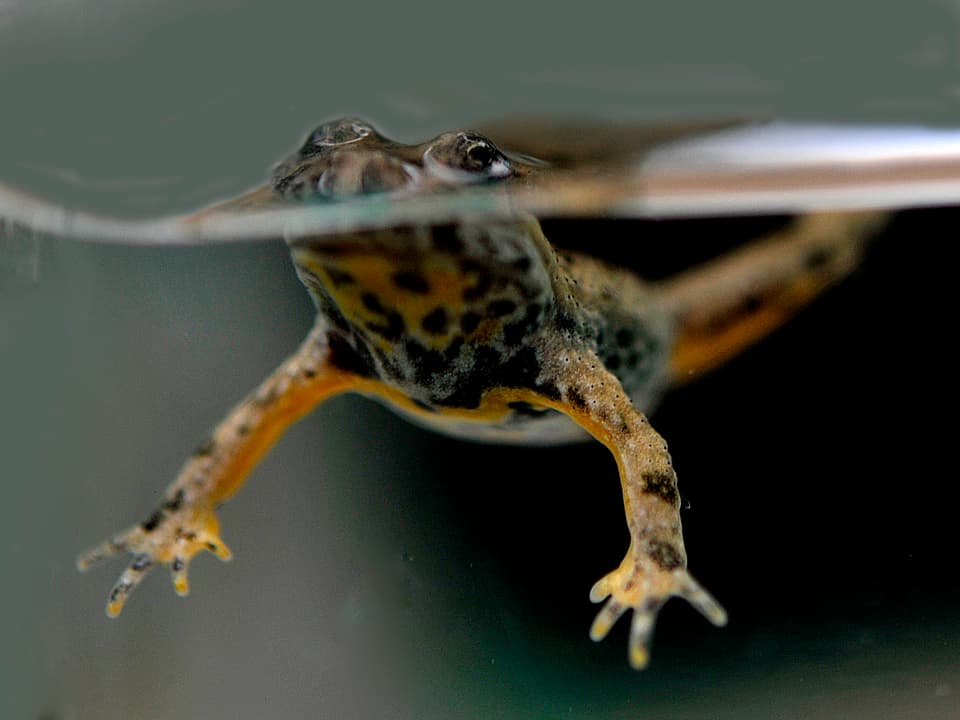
[77,118,886,669]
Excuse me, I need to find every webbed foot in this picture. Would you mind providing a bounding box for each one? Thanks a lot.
[77,490,232,617]
[589,557,726,669]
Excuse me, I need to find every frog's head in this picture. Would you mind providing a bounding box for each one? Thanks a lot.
[271,117,525,201]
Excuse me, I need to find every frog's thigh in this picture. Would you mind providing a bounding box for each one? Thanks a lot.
[663,211,887,383]
[482,348,726,669]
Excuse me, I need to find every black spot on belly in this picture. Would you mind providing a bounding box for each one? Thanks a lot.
[322,265,355,286]
[432,224,462,254]
[366,311,406,341]
[462,262,492,302]
[487,299,517,317]
[328,333,375,378]
[362,292,385,313]
[392,270,430,294]
[615,328,634,348]
[421,307,449,335]
[461,312,482,334]
[646,539,684,570]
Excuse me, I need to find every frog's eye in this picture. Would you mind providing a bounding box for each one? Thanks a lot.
[300,118,375,157]
[423,132,513,183]
[316,151,420,198]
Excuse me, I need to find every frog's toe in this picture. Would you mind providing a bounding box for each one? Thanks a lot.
[674,570,727,628]
[77,500,232,616]
[588,565,726,669]
[589,593,664,670]
[105,553,156,617]
[76,534,130,572]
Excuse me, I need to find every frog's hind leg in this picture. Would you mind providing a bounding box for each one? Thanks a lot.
[77,326,361,616]
[660,211,888,384]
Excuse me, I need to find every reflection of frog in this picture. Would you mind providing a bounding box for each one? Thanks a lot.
[77,118,886,669]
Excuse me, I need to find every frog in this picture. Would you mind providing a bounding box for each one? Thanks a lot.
[71,117,888,669]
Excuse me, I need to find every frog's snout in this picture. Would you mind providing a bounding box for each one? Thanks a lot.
[317,150,422,198]
[273,148,421,200]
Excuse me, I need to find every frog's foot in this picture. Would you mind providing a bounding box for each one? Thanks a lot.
[589,558,727,669]
[76,492,232,617]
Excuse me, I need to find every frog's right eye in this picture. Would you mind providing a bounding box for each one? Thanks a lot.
[422,131,513,184]
[299,118,375,156]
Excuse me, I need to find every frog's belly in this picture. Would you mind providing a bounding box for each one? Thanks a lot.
[372,368,668,446]
[393,404,590,445]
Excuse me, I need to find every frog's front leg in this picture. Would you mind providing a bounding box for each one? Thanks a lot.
[77,326,358,616]
[515,347,727,669]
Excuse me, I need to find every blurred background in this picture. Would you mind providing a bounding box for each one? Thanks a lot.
[2,1,959,718]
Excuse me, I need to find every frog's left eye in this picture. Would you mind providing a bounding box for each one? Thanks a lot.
[300,118,375,157]
[423,132,513,183]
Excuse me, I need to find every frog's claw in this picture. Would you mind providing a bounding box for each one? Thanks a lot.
[77,499,232,617]
[589,564,726,669]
